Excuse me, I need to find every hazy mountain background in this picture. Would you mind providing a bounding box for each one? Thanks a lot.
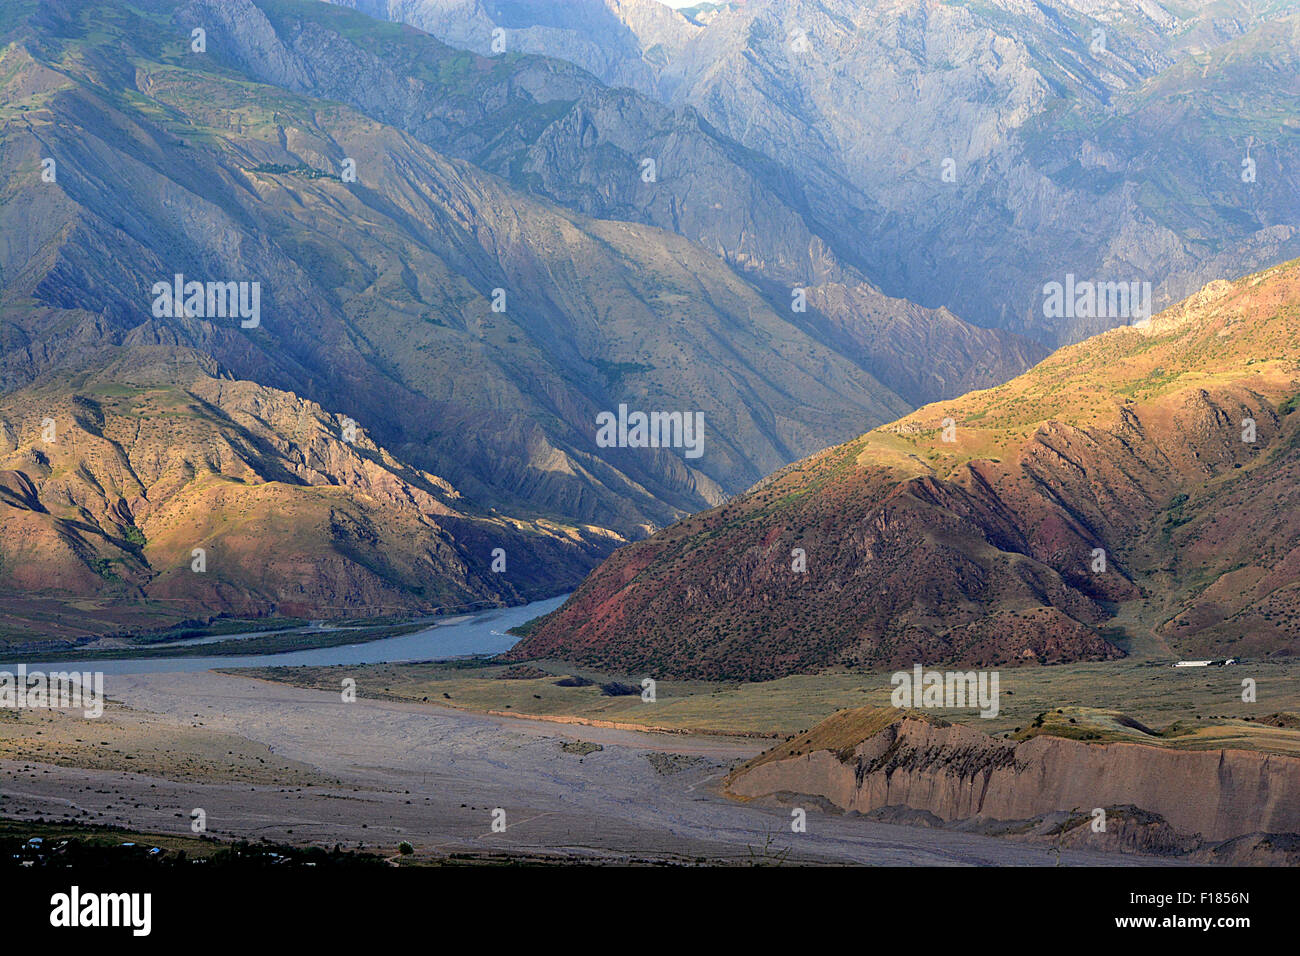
[335,0,1300,343]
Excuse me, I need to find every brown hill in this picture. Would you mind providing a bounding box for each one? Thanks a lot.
[0,347,613,644]
[510,259,1300,678]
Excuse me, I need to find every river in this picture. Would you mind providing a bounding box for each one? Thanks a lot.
[9,594,567,675]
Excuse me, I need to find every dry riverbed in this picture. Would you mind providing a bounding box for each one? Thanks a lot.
[0,669,1175,865]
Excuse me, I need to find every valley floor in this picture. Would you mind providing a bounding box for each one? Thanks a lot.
[232,657,1300,755]
[0,670,1175,866]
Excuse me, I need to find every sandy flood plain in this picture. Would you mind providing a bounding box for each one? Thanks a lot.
[0,670,1176,866]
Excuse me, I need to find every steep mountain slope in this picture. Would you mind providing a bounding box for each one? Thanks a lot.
[0,347,614,643]
[181,0,1041,405]
[334,0,688,97]
[356,0,1300,343]
[510,259,1300,679]
[0,0,927,544]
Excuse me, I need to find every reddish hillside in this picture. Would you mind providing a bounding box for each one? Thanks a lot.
[509,260,1300,679]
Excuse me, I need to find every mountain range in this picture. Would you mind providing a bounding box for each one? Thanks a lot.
[337,0,1300,343]
[3,0,1298,649]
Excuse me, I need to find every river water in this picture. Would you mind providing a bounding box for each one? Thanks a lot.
[9,595,567,675]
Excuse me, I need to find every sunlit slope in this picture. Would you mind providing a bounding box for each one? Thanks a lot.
[0,347,614,643]
[512,260,1300,678]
